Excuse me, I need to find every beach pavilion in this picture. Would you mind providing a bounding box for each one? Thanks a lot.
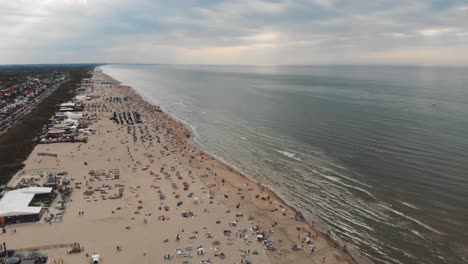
[0,187,52,225]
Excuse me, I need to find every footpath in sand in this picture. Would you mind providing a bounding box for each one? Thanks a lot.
[2,69,352,264]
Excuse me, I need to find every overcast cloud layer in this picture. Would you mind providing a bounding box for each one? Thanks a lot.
[1,0,468,65]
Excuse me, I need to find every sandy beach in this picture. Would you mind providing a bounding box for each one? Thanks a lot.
[2,69,354,264]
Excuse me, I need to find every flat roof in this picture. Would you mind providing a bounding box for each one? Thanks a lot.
[0,187,52,217]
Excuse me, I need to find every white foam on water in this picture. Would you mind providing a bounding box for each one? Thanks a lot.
[321,174,375,199]
[385,243,419,262]
[101,64,454,264]
[274,149,302,161]
[399,201,419,210]
[344,215,376,232]
[151,98,160,105]
[352,201,390,223]
[256,132,287,144]
[322,174,341,183]
[285,148,306,156]
[320,166,372,188]
[410,229,426,240]
[380,204,445,235]
[101,65,203,147]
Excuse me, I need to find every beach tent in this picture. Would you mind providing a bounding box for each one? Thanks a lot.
[64,111,83,119]
[60,102,75,107]
[64,119,79,126]
[74,95,87,101]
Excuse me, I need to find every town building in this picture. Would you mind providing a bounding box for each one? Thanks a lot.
[0,187,53,224]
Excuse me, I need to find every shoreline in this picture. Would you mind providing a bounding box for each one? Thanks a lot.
[102,69,369,264]
[3,68,363,264]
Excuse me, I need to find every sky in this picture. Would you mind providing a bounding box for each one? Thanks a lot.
[1,0,467,65]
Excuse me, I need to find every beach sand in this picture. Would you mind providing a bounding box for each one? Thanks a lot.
[2,69,353,264]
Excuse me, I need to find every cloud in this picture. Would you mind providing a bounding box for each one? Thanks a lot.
[202,0,291,16]
[312,0,334,8]
[177,43,278,64]
[419,27,460,37]
[0,0,467,65]
[385,33,412,39]
[241,33,281,42]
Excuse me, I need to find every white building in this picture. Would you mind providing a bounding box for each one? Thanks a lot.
[0,187,52,224]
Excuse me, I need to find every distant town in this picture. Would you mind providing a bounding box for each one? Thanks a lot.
[0,71,70,135]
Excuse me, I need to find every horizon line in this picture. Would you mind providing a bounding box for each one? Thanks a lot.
[1,62,468,68]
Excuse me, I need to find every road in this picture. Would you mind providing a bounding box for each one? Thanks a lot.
[0,79,69,136]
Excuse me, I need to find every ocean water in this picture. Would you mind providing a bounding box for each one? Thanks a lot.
[101,64,468,264]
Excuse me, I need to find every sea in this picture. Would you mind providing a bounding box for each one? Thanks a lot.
[101,64,468,264]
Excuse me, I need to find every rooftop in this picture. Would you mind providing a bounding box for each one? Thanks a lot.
[0,187,52,217]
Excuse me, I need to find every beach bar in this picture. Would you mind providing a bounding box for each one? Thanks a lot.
[0,187,52,225]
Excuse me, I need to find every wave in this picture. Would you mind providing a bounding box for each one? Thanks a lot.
[380,204,444,235]
[100,64,463,264]
[321,174,376,199]
[410,229,426,240]
[274,149,302,161]
[398,201,419,210]
[319,166,372,188]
